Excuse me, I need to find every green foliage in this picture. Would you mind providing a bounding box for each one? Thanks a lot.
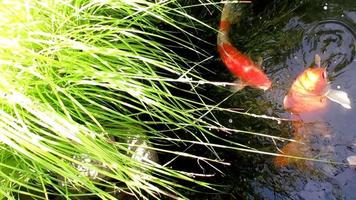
[0,0,297,199]
[0,0,222,199]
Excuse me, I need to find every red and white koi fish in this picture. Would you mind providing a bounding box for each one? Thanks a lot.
[217,3,272,90]
[284,54,351,113]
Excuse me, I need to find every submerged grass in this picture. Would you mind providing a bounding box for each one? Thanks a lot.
[0,0,296,199]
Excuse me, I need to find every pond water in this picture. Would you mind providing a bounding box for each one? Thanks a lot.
[236,1,356,199]
[159,1,356,199]
[200,0,356,199]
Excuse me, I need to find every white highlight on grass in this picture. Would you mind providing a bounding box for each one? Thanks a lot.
[31,134,51,152]
[13,62,44,79]
[73,154,99,179]
[0,110,51,152]
[129,88,143,97]
[0,37,20,49]
[68,40,91,51]
[142,97,157,105]
[111,162,118,169]
[94,0,109,4]
[0,85,99,143]
[38,1,49,7]
[128,88,158,106]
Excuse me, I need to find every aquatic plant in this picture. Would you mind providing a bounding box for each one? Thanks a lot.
[0,0,296,199]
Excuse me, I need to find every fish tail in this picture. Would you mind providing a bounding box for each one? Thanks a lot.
[217,3,242,45]
[217,2,247,71]
[217,2,244,76]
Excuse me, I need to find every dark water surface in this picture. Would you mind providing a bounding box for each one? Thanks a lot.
[240,1,356,199]
[166,1,356,199]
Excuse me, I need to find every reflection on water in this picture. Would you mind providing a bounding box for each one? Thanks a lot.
[254,1,356,199]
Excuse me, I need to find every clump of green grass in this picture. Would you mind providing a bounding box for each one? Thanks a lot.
[0,0,222,199]
[0,0,291,199]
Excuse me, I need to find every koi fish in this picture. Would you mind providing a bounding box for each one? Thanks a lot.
[275,55,352,168]
[283,55,351,113]
[217,3,271,90]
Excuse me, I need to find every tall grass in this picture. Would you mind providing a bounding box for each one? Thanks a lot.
[0,0,289,199]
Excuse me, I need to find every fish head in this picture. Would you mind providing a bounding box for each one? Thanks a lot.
[241,65,272,90]
[255,78,272,91]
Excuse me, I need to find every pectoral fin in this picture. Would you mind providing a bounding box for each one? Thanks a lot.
[255,56,263,67]
[326,89,352,109]
[230,79,246,92]
[347,155,356,166]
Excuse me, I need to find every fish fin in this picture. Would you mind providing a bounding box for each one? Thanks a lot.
[347,155,356,166]
[230,79,246,92]
[255,56,263,67]
[250,56,265,70]
[326,89,352,109]
[314,54,321,67]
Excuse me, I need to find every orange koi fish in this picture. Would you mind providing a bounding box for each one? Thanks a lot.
[283,55,351,113]
[217,3,271,90]
[275,55,352,168]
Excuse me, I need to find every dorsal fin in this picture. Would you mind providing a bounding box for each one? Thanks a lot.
[314,54,321,67]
